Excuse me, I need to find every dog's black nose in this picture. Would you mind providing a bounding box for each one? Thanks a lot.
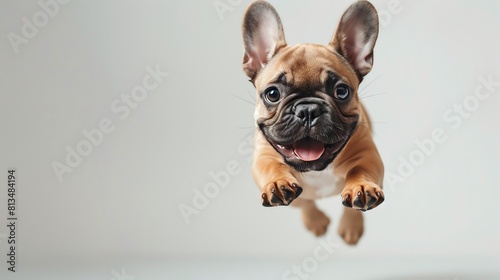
[294,103,322,127]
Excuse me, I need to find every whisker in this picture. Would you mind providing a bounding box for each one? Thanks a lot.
[254,129,266,143]
[359,92,389,100]
[236,126,256,130]
[246,89,256,102]
[357,121,387,125]
[356,123,380,137]
[238,127,258,142]
[230,94,255,106]
[359,73,383,93]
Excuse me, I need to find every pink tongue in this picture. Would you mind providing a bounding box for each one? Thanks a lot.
[293,138,325,162]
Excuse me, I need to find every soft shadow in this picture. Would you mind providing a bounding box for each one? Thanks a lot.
[371,274,498,280]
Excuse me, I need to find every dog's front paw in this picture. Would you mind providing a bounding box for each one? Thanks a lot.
[261,179,303,207]
[341,181,384,211]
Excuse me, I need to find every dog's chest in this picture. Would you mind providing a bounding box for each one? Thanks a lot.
[296,164,344,199]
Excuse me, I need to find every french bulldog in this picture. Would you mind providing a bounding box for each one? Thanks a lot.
[241,0,384,245]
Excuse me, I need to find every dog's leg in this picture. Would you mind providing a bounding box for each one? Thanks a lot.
[253,156,303,207]
[337,120,385,211]
[292,198,330,237]
[338,207,364,245]
[341,165,384,211]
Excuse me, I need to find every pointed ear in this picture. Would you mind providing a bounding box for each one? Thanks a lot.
[242,1,286,80]
[330,1,379,78]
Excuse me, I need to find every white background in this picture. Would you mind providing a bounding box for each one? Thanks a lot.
[1,0,499,279]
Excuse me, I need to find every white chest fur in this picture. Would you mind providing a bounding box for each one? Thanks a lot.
[296,164,344,199]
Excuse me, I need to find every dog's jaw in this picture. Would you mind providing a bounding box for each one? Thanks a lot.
[259,121,358,172]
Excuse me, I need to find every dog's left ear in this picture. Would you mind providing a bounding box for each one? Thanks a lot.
[330,1,379,78]
[242,1,286,80]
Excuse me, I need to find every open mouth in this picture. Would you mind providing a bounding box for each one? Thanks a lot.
[267,122,358,164]
[273,138,344,162]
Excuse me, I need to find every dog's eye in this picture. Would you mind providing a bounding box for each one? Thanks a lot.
[335,84,350,100]
[265,87,281,103]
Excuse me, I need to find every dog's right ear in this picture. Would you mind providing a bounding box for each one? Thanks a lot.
[242,1,286,81]
[329,1,379,79]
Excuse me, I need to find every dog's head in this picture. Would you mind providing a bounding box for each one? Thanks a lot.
[242,1,379,172]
